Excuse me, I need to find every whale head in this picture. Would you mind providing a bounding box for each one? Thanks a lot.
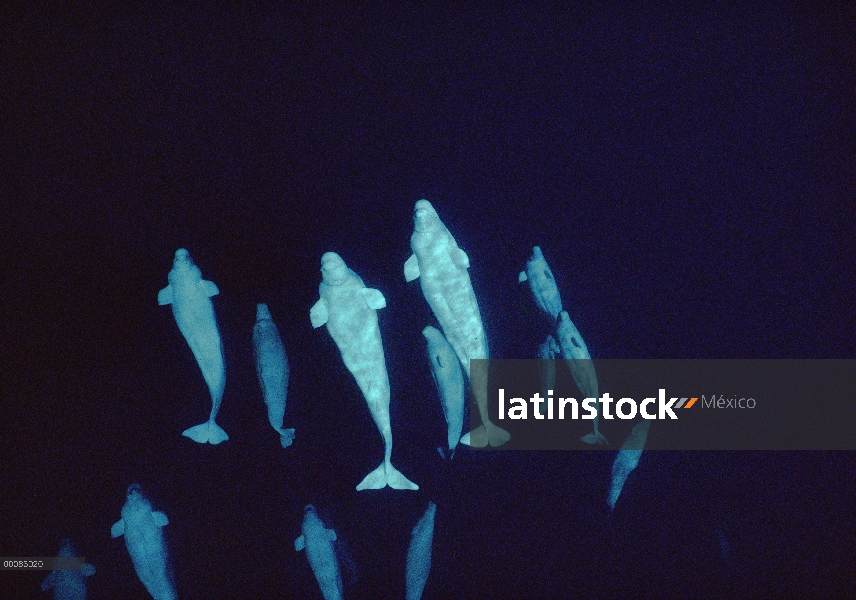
[256,303,273,321]
[414,199,440,233]
[173,248,192,264]
[530,246,544,262]
[57,538,75,557]
[320,253,348,286]
[422,325,444,344]
[124,483,151,511]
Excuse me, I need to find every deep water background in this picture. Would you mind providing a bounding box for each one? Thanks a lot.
[2,4,855,599]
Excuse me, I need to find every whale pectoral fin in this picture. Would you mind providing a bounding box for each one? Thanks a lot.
[201,280,220,297]
[83,563,96,577]
[294,535,305,552]
[451,247,470,270]
[110,519,125,538]
[41,571,57,591]
[518,271,528,283]
[310,299,328,328]
[152,511,169,527]
[404,254,420,282]
[326,529,337,542]
[157,285,173,305]
[361,288,386,310]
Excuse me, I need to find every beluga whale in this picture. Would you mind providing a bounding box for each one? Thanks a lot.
[40,538,95,600]
[253,303,295,448]
[111,484,177,600]
[295,505,344,600]
[310,252,418,491]
[404,200,510,448]
[423,326,465,458]
[518,246,563,320]
[405,502,437,600]
[557,310,608,446]
[607,420,651,511]
[158,248,228,444]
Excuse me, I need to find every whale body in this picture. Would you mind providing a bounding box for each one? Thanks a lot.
[423,326,464,458]
[405,502,437,600]
[607,420,651,511]
[535,333,561,418]
[404,200,509,448]
[158,248,228,444]
[111,484,177,600]
[556,310,608,446]
[40,539,95,600]
[310,252,417,491]
[295,505,343,600]
[253,303,295,448]
[518,246,563,320]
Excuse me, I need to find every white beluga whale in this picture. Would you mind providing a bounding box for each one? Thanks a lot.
[405,502,437,600]
[423,326,464,458]
[111,484,177,600]
[556,310,608,446]
[40,538,95,600]
[310,252,418,491]
[158,248,228,444]
[607,420,651,511]
[253,303,295,448]
[295,504,344,600]
[535,333,561,418]
[404,200,510,448]
[518,246,563,320]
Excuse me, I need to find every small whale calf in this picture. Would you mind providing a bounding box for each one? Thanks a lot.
[158,248,228,444]
[253,303,295,448]
[519,246,563,320]
[40,538,95,600]
[536,333,561,418]
[311,252,417,491]
[295,505,344,600]
[405,502,437,600]
[423,326,465,458]
[607,420,651,511]
[556,310,608,446]
[405,200,509,448]
[111,484,178,600]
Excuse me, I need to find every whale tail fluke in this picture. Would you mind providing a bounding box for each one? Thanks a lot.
[279,428,296,448]
[486,422,511,446]
[581,431,609,447]
[182,420,229,445]
[355,462,419,491]
[459,423,510,448]
[436,445,458,460]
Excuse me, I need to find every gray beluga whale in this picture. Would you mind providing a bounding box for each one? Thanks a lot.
[518,246,563,320]
[423,326,464,458]
[405,502,437,600]
[158,248,228,444]
[110,484,177,600]
[310,252,418,491]
[295,505,344,600]
[607,420,651,511]
[556,310,608,446]
[535,333,561,418]
[40,538,95,600]
[404,200,510,448]
[253,303,295,448]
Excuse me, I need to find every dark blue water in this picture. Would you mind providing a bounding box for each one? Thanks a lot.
[3,4,855,599]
